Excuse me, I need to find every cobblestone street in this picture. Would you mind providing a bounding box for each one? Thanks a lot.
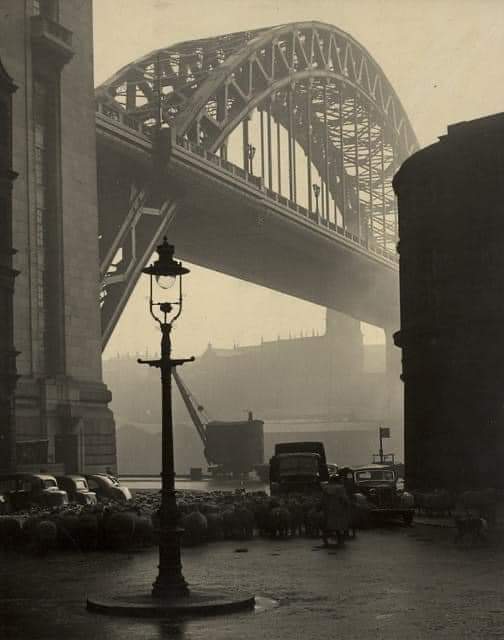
[3,524,504,639]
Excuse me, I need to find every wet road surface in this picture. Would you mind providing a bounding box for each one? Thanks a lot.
[2,524,504,639]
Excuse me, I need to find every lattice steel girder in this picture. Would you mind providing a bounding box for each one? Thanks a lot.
[100,197,178,349]
[96,23,417,252]
[96,22,417,159]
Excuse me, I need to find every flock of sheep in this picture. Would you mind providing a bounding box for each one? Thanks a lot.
[0,488,365,553]
[0,486,498,553]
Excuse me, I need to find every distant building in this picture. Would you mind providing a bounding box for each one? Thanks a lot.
[104,310,402,473]
[394,113,504,491]
[185,310,388,422]
[1,1,115,474]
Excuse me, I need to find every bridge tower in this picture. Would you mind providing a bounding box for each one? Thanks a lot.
[325,310,364,417]
[1,1,116,473]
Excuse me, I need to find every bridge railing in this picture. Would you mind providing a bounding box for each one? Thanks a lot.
[174,137,398,265]
[95,104,398,264]
[96,101,155,138]
[175,137,264,190]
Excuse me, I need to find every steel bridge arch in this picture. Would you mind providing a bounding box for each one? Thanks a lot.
[191,69,401,152]
[97,21,418,244]
[170,23,416,156]
[96,21,418,347]
[97,21,417,154]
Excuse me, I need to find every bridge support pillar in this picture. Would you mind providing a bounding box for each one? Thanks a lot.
[325,310,364,418]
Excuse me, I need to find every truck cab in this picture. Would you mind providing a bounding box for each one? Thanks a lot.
[269,441,329,496]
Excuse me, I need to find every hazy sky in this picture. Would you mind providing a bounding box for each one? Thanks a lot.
[94,0,504,359]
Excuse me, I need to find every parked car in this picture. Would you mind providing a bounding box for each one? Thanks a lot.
[326,463,339,477]
[0,492,9,515]
[353,464,415,525]
[85,474,132,503]
[0,473,68,511]
[55,475,97,505]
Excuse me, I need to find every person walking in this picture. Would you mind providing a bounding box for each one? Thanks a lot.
[321,474,351,546]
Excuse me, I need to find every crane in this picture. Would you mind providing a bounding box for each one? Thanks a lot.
[172,369,265,478]
[172,368,209,448]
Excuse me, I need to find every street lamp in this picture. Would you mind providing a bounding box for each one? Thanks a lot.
[87,238,257,615]
[312,183,321,216]
[138,236,194,598]
[247,143,256,174]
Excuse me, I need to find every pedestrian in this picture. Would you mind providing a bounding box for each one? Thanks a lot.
[339,467,356,500]
[339,467,357,538]
[321,474,351,546]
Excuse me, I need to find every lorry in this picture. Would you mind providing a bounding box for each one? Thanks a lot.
[173,369,264,478]
[269,441,330,495]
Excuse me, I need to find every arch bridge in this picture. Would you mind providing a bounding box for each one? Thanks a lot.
[95,21,418,347]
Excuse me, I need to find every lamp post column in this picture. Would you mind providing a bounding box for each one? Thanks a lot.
[152,322,189,598]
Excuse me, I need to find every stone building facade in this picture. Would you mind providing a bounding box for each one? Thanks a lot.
[1,0,115,473]
[0,55,18,472]
[394,113,504,491]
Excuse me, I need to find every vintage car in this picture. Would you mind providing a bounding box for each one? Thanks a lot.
[353,464,414,525]
[55,475,97,505]
[0,492,8,515]
[0,473,68,511]
[85,474,132,503]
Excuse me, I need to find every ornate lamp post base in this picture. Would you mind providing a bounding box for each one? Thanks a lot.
[152,528,190,599]
[87,588,256,617]
[152,577,190,599]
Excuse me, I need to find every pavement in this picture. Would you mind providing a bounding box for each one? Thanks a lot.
[3,522,504,639]
[414,515,455,529]
[414,501,504,530]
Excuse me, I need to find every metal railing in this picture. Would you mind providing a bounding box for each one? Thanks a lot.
[173,137,397,263]
[96,101,154,138]
[95,104,398,265]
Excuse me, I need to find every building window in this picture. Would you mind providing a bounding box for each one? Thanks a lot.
[36,208,44,247]
[33,80,48,370]
[33,0,59,21]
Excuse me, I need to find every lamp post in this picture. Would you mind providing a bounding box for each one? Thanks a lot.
[312,183,321,216]
[247,143,256,174]
[138,237,193,598]
[87,237,257,616]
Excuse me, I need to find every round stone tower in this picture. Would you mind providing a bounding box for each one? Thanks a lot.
[394,113,504,491]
